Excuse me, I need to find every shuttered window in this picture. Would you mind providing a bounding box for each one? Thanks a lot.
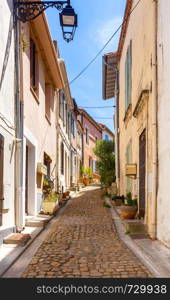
[61,142,64,175]
[45,84,51,123]
[126,141,132,193]
[125,41,132,111]
[30,39,39,97]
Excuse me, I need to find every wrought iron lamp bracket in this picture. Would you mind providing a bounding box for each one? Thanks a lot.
[14,1,69,22]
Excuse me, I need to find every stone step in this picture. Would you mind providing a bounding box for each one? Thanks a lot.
[3,233,31,247]
[123,220,147,235]
[25,216,51,228]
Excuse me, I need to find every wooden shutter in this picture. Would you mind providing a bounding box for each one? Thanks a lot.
[125,41,132,111]
[126,141,132,193]
[129,41,132,103]
[30,39,39,95]
[61,143,64,175]
[30,39,34,87]
[128,40,132,106]
[45,84,51,121]
[125,52,128,110]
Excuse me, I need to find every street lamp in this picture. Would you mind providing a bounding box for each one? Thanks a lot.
[14,0,78,42]
[60,3,77,42]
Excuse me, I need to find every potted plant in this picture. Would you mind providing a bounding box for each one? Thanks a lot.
[42,192,59,214]
[62,190,70,199]
[112,195,125,206]
[43,175,54,196]
[120,192,138,219]
[88,175,93,184]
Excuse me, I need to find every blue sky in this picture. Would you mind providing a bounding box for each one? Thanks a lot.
[46,0,126,131]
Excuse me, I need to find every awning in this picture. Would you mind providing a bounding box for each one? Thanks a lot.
[102,52,118,100]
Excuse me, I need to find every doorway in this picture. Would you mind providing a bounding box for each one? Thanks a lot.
[25,145,29,214]
[0,134,4,226]
[139,129,146,218]
[24,140,36,216]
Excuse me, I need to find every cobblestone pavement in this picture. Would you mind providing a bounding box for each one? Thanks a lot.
[22,187,152,278]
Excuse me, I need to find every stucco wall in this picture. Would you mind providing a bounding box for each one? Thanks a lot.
[0,0,15,229]
[102,129,114,141]
[81,114,102,170]
[118,0,156,236]
[58,119,71,192]
[157,0,170,248]
[22,23,58,214]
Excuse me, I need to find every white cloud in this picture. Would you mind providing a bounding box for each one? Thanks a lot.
[94,17,122,52]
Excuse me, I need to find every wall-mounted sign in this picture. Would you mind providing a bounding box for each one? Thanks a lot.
[125,164,137,177]
[37,163,47,175]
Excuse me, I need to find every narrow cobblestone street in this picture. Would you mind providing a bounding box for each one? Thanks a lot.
[22,187,152,278]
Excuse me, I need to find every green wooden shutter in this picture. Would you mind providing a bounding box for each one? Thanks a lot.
[128,41,132,105]
[125,41,132,111]
[125,53,128,110]
[126,141,132,193]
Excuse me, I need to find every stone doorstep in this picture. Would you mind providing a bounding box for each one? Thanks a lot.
[25,216,52,228]
[123,219,147,235]
[3,233,31,247]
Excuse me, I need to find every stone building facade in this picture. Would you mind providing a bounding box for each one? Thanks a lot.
[0,0,15,244]
[78,109,102,175]
[103,0,158,239]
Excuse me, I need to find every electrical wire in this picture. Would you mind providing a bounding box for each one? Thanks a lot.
[69,0,142,85]
[80,106,116,109]
[93,117,113,120]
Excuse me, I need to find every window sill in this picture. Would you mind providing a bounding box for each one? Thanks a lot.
[45,114,51,125]
[30,87,39,104]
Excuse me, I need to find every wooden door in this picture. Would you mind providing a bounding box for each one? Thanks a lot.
[139,130,146,218]
[25,145,28,214]
[0,134,4,226]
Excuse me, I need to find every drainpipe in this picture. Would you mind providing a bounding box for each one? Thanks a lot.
[151,0,158,239]
[115,67,120,193]
[14,4,24,232]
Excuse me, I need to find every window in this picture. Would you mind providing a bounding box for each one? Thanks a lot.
[92,160,96,174]
[30,39,39,97]
[63,97,65,124]
[59,91,63,118]
[59,91,65,121]
[125,40,132,111]
[61,142,64,175]
[126,141,132,193]
[45,84,51,123]
[89,157,92,169]
[44,152,52,177]
[67,111,70,135]
[65,104,68,133]
[85,128,89,144]
[105,134,109,141]
[71,114,75,137]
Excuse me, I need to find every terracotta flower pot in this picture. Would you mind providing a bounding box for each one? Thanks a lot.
[62,192,67,199]
[83,178,89,185]
[120,206,137,219]
[112,199,123,206]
